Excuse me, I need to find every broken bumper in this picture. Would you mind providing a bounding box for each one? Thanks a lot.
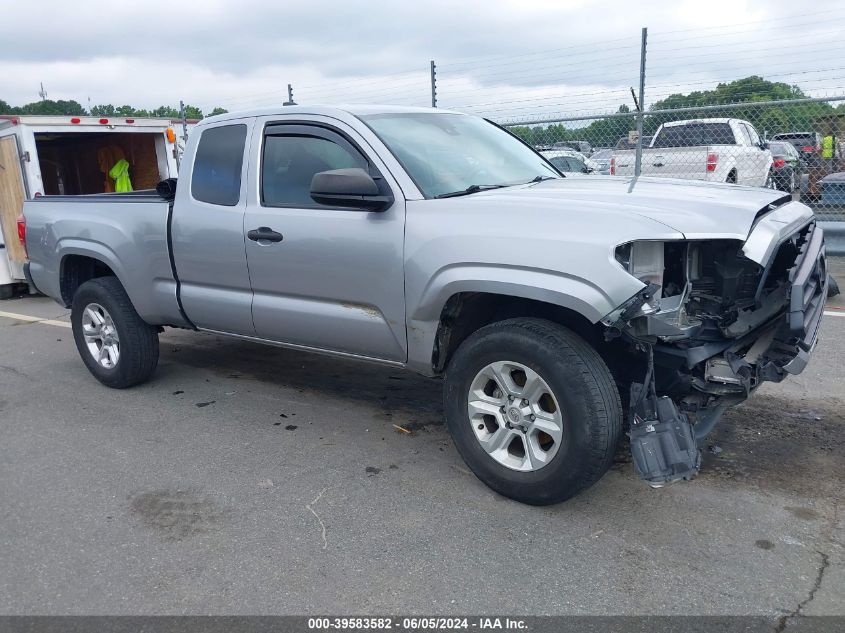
[781,222,827,376]
[658,222,827,395]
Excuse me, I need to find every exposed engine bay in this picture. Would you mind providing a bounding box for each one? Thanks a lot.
[603,203,827,486]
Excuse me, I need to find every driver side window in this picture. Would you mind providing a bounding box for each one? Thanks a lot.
[262,134,366,207]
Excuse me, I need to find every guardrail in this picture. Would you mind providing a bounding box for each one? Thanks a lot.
[819,221,845,256]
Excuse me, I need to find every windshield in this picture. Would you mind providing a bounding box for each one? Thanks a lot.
[358,112,559,198]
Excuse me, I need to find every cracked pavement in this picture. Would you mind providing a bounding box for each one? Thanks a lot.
[0,282,843,617]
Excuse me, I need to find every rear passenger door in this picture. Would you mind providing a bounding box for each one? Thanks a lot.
[171,120,256,335]
[242,118,407,362]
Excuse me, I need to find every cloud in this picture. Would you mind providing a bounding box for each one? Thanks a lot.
[2,0,844,119]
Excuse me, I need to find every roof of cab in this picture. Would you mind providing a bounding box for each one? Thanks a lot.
[199,104,464,126]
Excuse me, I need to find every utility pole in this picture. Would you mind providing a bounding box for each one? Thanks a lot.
[39,82,48,101]
[284,84,297,106]
[633,27,648,179]
[430,60,437,108]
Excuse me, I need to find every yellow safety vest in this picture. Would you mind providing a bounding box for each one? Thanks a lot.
[821,135,834,159]
[108,159,133,193]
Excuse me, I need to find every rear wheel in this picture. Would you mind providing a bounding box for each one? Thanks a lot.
[71,277,159,388]
[443,318,622,505]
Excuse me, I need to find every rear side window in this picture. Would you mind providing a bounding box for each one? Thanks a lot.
[191,124,247,206]
[652,123,736,148]
[744,123,761,146]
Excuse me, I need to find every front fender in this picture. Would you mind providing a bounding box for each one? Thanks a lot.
[404,264,640,376]
[411,264,618,323]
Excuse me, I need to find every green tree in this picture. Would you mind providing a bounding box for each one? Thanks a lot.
[90,104,116,116]
[151,105,180,118]
[643,76,831,138]
[208,107,228,116]
[15,99,86,115]
[182,104,204,120]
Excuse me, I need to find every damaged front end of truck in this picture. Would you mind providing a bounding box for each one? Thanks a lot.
[602,202,827,487]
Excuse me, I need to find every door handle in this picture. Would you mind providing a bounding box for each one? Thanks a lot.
[247,227,284,243]
[652,162,665,167]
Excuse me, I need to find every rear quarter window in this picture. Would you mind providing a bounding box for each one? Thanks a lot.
[191,124,248,206]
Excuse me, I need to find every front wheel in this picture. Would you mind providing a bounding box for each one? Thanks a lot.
[71,276,159,388]
[443,318,622,505]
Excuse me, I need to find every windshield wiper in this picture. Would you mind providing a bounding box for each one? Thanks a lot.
[434,184,510,199]
[528,175,559,183]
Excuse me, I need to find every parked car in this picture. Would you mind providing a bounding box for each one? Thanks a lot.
[589,148,613,175]
[768,140,803,192]
[540,149,600,173]
[615,136,652,150]
[21,106,826,505]
[770,131,821,167]
[611,118,773,186]
[553,140,592,155]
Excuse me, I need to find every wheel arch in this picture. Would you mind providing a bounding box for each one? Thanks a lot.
[58,243,127,307]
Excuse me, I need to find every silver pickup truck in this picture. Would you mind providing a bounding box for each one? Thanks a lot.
[21,105,827,505]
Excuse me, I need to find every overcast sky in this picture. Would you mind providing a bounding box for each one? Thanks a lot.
[2,0,844,120]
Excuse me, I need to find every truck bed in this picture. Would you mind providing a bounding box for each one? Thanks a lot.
[23,193,187,327]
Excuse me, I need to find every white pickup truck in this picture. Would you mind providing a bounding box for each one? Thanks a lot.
[612,118,773,187]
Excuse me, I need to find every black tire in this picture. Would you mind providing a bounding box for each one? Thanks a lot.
[71,276,159,388]
[443,318,622,505]
[726,170,737,184]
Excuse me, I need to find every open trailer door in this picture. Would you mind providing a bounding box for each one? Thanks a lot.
[0,135,27,265]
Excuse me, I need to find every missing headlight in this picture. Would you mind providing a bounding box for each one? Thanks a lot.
[615,241,665,291]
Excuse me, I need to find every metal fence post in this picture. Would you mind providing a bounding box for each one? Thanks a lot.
[179,100,188,143]
[634,27,648,178]
[430,60,437,108]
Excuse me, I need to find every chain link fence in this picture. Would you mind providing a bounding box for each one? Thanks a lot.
[501,96,845,222]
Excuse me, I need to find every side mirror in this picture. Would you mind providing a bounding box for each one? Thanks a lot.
[310,168,393,211]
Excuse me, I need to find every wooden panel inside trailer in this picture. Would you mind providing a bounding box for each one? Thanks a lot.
[0,136,27,263]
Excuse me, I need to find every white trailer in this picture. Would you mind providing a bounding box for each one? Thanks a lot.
[0,115,182,297]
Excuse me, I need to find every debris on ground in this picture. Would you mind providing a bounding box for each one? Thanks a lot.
[392,424,412,434]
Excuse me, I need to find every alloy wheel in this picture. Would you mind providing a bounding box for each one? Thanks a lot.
[467,360,564,471]
[81,303,120,369]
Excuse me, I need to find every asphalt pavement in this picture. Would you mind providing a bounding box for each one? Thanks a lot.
[0,276,843,617]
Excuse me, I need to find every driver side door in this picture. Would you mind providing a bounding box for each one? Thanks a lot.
[243,120,408,362]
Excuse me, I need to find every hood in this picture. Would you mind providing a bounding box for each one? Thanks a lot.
[471,175,792,241]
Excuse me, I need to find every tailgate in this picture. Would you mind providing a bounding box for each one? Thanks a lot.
[640,147,707,179]
[612,147,709,179]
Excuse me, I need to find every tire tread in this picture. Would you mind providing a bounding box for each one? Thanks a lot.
[71,276,159,388]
